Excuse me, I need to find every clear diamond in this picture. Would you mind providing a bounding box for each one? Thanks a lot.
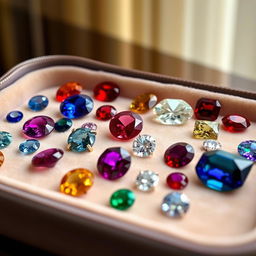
[132,135,156,157]
[135,170,159,192]
[153,99,193,125]
[161,192,190,218]
[203,140,221,151]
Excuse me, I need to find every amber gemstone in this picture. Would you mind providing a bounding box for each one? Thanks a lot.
[222,114,250,132]
[0,151,4,167]
[193,120,219,139]
[60,168,94,197]
[130,93,157,113]
[56,82,83,102]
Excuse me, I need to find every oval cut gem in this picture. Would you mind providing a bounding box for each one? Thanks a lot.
[130,93,157,114]
[81,122,97,131]
[96,105,117,121]
[19,139,40,154]
[94,82,120,102]
[28,95,49,111]
[56,82,83,102]
[238,140,256,161]
[166,172,188,190]
[54,118,73,132]
[110,189,135,210]
[222,114,250,132]
[0,131,12,149]
[6,110,23,123]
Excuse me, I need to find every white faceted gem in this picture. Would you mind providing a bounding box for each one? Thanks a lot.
[161,192,190,218]
[135,170,159,192]
[202,140,222,151]
[132,134,156,157]
[153,99,193,125]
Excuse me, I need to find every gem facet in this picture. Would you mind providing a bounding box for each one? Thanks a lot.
[194,98,221,121]
[19,139,40,154]
[110,189,135,210]
[222,114,250,132]
[164,142,194,168]
[96,105,117,121]
[109,111,143,140]
[161,192,190,218]
[166,172,188,190]
[238,140,256,161]
[153,99,193,125]
[94,82,120,102]
[97,147,131,180]
[202,139,222,151]
[0,151,4,166]
[32,148,64,168]
[23,116,55,138]
[81,122,97,131]
[135,170,159,192]
[130,93,157,114]
[54,118,73,132]
[132,134,156,157]
[0,131,12,149]
[60,94,94,119]
[67,128,96,152]
[28,95,49,111]
[56,82,83,102]
[193,120,219,139]
[60,168,94,196]
[196,150,253,191]
[6,111,23,123]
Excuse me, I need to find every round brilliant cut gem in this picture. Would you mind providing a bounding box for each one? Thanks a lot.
[54,118,73,132]
[94,82,120,102]
[202,140,222,151]
[222,114,250,132]
[0,131,12,149]
[56,82,83,102]
[166,172,188,190]
[19,139,40,154]
[130,93,158,113]
[81,122,97,131]
[135,170,159,192]
[161,192,190,218]
[153,99,193,125]
[110,189,135,210]
[28,95,49,111]
[132,134,156,157]
[109,111,143,140]
[96,105,117,121]
[6,111,23,123]
[238,140,256,161]
[0,151,4,166]
[60,168,94,196]
[60,94,94,119]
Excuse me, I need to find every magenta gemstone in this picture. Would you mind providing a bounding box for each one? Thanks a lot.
[23,115,54,138]
[97,147,131,180]
[32,148,64,168]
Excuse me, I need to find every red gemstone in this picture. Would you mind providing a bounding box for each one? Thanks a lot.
[94,82,120,102]
[166,172,188,190]
[164,142,194,168]
[194,98,221,121]
[109,111,143,140]
[56,82,82,102]
[96,105,117,121]
[222,114,250,132]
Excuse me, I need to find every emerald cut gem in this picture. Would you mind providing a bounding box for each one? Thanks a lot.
[110,189,135,210]
[196,150,253,192]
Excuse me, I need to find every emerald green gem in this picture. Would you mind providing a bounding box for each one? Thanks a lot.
[110,189,135,210]
[54,118,73,132]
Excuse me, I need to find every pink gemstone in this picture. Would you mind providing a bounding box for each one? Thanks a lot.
[109,111,143,140]
[81,122,97,131]
[32,148,64,168]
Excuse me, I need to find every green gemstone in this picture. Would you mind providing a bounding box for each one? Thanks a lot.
[54,118,73,132]
[110,189,135,210]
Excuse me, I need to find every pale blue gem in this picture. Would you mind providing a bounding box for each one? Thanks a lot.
[28,95,49,111]
[0,131,12,149]
[19,139,40,154]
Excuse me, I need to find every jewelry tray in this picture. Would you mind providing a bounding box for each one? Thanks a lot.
[1,55,256,256]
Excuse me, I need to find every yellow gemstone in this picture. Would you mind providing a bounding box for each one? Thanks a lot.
[60,168,94,197]
[193,120,219,139]
[130,93,157,113]
[0,151,4,166]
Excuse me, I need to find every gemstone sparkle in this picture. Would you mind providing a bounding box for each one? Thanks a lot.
[166,172,189,190]
[130,93,157,114]
[110,189,135,210]
[6,111,23,123]
[19,139,40,154]
[222,114,250,132]
[0,131,12,149]
[238,140,256,161]
[28,95,49,111]
[94,82,120,102]
[202,140,222,151]
[96,105,117,121]
[56,82,83,102]
[132,134,156,157]
[54,118,73,132]
[193,120,219,139]
[135,170,159,192]
[81,122,97,131]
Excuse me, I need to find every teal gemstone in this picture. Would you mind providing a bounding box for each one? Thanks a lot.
[0,131,12,149]
[54,118,73,132]
[19,139,40,154]
[67,128,96,152]
[196,150,253,192]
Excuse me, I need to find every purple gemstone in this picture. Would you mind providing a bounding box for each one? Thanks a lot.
[97,147,131,180]
[32,148,64,168]
[23,115,54,138]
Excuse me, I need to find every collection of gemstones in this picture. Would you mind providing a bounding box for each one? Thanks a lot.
[0,80,255,219]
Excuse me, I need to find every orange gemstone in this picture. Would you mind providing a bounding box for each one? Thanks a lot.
[56,82,83,102]
[60,168,94,196]
[0,151,4,167]
[130,93,157,113]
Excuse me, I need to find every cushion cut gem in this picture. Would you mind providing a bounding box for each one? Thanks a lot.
[96,105,117,121]
[132,134,156,157]
[110,189,135,210]
[196,150,253,191]
[56,82,83,102]
[222,114,250,132]
[166,172,188,190]
[238,140,256,161]
[19,139,40,154]
[28,95,49,111]
[135,170,159,192]
[54,118,73,132]
[130,93,157,113]
[0,131,12,149]
[6,111,23,123]
[193,120,219,139]
[94,82,120,102]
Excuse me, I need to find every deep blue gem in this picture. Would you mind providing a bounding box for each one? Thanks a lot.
[196,150,253,192]
[28,95,49,111]
[54,118,73,132]
[19,139,40,154]
[60,94,94,119]
[6,111,23,123]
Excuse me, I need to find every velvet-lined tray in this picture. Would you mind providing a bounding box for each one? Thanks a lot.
[1,56,256,256]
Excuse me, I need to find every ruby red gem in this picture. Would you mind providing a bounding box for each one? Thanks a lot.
[96,105,117,121]
[109,111,143,140]
[164,142,194,168]
[93,82,120,102]
[166,172,189,190]
[194,98,221,121]
[56,82,82,102]
[222,114,250,132]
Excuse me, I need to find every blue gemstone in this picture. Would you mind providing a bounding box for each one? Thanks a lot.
[67,128,96,152]
[0,131,12,149]
[28,95,49,111]
[60,94,94,119]
[54,118,73,132]
[238,140,256,161]
[19,139,40,154]
[196,150,253,192]
[6,111,23,123]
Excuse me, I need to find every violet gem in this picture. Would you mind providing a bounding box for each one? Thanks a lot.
[23,115,54,138]
[97,147,131,180]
